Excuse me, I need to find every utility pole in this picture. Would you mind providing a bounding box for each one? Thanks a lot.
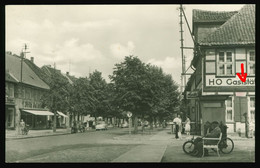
[20,44,30,83]
[53,62,57,132]
[179,4,186,93]
[18,44,30,135]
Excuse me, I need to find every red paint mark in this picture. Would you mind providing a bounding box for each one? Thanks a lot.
[236,63,247,82]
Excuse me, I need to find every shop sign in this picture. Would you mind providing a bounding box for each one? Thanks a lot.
[205,75,255,87]
[235,92,247,97]
[186,91,199,99]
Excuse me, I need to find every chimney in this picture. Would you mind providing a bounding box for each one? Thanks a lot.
[66,72,69,75]
[30,57,34,63]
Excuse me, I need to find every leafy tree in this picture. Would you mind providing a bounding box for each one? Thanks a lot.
[70,77,95,122]
[110,56,180,132]
[89,70,109,121]
[42,72,71,132]
[110,56,156,132]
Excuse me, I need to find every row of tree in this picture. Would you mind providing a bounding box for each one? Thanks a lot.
[42,56,181,133]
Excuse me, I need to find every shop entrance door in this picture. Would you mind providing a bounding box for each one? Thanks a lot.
[6,107,15,129]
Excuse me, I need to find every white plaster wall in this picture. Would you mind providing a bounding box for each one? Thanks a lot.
[235,122,246,133]
[226,123,235,133]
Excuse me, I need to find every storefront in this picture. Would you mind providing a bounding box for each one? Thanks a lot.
[185,5,255,136]
[21,109,54,129]
[57,111,69,128]
[5,106,15,129]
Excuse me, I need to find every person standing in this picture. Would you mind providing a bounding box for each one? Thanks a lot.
[185,116,191,135]
[162,120,166,128]
[173,114,182,139]
[178,115,182,139]
[20,119,25,135]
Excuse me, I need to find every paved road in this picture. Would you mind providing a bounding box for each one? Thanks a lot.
[6,128,142,162]
[5,127,255,163]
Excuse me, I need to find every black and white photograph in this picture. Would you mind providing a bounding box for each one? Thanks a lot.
[5,4,255,163]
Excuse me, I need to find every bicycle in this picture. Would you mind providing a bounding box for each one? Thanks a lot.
[22,124,30,135]
[183,135,234,155]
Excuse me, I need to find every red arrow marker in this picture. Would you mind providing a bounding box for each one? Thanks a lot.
[236,63,247,82]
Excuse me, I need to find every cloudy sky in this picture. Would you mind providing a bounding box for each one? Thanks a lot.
[6,4,244,86]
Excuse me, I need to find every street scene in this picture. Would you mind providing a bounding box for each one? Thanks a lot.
[5,4,255,163]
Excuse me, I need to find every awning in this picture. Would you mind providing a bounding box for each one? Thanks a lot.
[22,110,54,116]
[57,111,69,118]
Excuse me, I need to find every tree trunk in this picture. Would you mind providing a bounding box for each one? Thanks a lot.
[149,117,153,130]
[94,114,97,125]
[53,111,57,132]
[77,112,80,121]
[141,114,145,133]
[117,118,120,127]
[73,111,76,126]
[158,116,162,127]
[134,115,138,134]
[154,117,157,128]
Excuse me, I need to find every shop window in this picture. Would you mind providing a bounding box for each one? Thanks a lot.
[217,51,235,76]
[249,97,255,122]
[9,83,14,98]
[247,50,255,75]
[225,97,234,122]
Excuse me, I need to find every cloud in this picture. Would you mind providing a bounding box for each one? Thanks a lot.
[29,38,106,78]
[110,41,135,59]
[60,19,119,33]
[147,56,183,83]
[148,56,182,70]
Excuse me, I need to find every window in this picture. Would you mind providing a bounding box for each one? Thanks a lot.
[9,83,14,98]
[247,50,255,75]
[217,51,235,76]
[248,97,255,123]
[225,97,234,122]
[22,87,25,98]
[5,83,9,97]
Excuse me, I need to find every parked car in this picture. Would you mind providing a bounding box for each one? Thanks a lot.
[121,122,129,128]
[95,121,108,131]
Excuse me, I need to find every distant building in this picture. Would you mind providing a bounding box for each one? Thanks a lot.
[40,65,77,127]
[185,5,255,136]
[5,52,51,131]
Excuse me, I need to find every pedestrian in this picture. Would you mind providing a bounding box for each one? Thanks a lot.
[173,114,182,139]
[178,115,182,139]
[162,120,166,128]
[20,119,25,135]
[184,116,191,135]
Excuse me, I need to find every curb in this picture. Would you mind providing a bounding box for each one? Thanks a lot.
[6,132,71,141]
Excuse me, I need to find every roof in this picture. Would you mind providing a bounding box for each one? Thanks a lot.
[41,65,76,85]
[193,9,238,23]
[62,73,73,84]
[5,53,50,90]
[199,4,255,46]
[6,71,19,83]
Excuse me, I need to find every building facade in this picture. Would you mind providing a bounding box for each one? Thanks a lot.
[185,5,255,136]
[5,52,51,131]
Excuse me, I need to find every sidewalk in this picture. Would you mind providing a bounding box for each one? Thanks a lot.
[111,127,253,162]
[5,128,71,140]
[112,128,172,162]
